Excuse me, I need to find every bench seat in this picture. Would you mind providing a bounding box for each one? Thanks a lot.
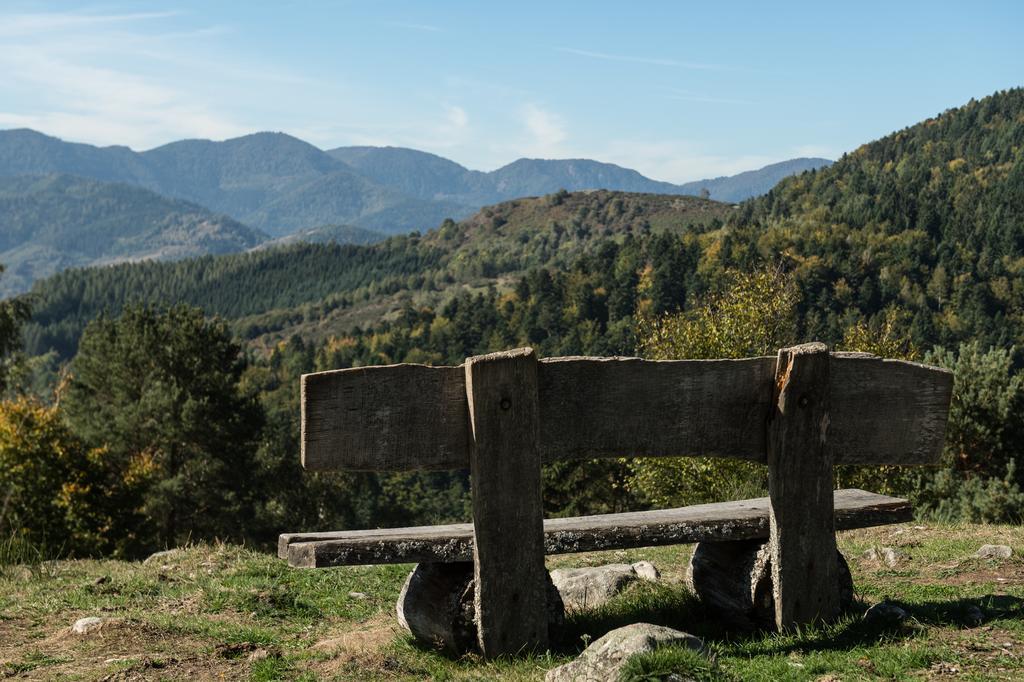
[279,488,910,568]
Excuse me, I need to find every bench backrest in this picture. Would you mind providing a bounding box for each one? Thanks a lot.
[298,343,953,656]
[301,347,952,472]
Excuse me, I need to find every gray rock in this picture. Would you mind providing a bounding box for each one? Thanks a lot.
[631,561,661,582]
[545,623,704,682]
[864,601,909,624]
[880,547,907,567]
[975,544,1013,559]
[396,562,564,655]
[348,591,368,600]
[687,540,853,631]
[397,562,476,654]
[71,616,106,634]
[861,546,907,567]
[549,564,638,611]
[143,548,183,565]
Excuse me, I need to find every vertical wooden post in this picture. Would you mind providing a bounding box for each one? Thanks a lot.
[465,347,549,657]
[767,342,839,630]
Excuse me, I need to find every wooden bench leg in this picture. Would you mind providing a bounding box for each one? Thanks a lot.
[767,343,841,630]
[466,348,549,657]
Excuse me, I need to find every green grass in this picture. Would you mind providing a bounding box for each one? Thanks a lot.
[0,525,1021,680]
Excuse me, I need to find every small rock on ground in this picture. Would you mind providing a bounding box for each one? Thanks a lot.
[550,561,660,611]
[72,617,106,634]
[143,548,183,565]
[247,648,277,662]
[861,546,907,567]
[545,623,703,682]
[864,602,909,624]
[975,544,1013,559]
[632,560,661,581]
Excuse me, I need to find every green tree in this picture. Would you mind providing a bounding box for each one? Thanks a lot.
[913,343,1024,523]
[0,396,128,557]
[0,265,31,392]
[629,268,798,507]
[63,305,265,554]
[833,308,921,495]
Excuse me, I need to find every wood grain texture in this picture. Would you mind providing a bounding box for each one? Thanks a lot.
[828,353,953,465]
[281,489,911,567]
[465,348,549,657]
[301,363,468,471]
[537,356,775,462]
[767,343,840,630]
[299,351,952,472]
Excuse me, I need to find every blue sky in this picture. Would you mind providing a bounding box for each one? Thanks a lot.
[0,1,1021,182]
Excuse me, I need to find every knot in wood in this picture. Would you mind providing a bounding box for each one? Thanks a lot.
[499,397,512,411]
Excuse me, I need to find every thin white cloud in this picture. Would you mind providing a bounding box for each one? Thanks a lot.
[557,47,722,70]
[0,47,249,148]
[388,21,443,32]
[446,105,469,130]
[0,8,291,148]
[522,104,567,154]
[0,10,180,37]
[665,88,749,105]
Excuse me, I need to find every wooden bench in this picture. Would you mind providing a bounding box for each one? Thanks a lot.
[279,343,953,657]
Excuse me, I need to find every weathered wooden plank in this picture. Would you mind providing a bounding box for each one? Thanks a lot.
[465,348,549,657]
[299,351,952,472]
[537,356,776,462]
[300,355,777,470]
[281,489,911,567]
[829,354,952,465]
[282,522,475,564]
[767,343,840,629]
[301,363,468,471]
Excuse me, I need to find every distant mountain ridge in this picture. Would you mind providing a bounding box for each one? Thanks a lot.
[0,130,473,237]
[328,145,832,206]
[673,158,833,202]
[0,128,831,236]
[0,128,830,293]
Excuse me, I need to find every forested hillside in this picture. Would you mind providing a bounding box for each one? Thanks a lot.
[21,190,731,358]
[256,223,386,249]
[0,174,265,296]
[729,88,1024,355]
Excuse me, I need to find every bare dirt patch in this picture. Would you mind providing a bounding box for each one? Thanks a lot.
[308,613,406,679]
[0,616,240,681]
